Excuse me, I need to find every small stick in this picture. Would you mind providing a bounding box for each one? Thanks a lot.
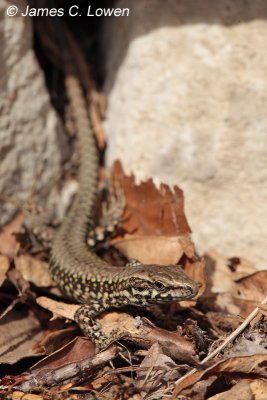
[174,295,267,391]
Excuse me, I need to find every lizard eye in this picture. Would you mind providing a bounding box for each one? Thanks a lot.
[154,281,165,291]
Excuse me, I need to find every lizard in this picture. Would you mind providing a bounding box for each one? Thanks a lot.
[49,69,200,349]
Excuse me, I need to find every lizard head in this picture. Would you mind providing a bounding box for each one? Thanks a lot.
[116,259,200,307]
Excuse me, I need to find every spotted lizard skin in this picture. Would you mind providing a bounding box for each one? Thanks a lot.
[49,72,199,346]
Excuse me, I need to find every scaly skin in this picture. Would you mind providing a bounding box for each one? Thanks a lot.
[49,73,199,346]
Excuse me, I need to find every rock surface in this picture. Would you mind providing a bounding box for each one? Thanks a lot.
[102,0,267,268]
[0,0,66,225]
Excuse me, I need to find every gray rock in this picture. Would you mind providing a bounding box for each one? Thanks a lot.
[102,0,267,268]
[0,0,67,225]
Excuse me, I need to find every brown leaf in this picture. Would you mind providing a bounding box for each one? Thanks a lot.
[236,271,267,302]
[99,313,198,364]
[36,296,79,321]
[208,379,254,400]
[0,213,24,258]
[112,161,191,236]
[136,343,179,397]
[258,304,267,316]
[31,336,95,373]
[203,251,267,316]
[37,326,77,355]
[12,392,44,400]
[172,354,267,398]
[114,234,193,265]
[111,161,197,265]
[227,337,267,357]
[7,268,32,298]
[204,250,237,294]
[0,309,44,364]
[208,379,267,400]
[250,379,267,399]
[227,257,258,279]
[184,259,206,299]
[206,311,244,335]
[14,255,53,287]
[0,254,10,286]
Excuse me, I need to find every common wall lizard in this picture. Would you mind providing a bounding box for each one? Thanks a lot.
[49,71,199,348]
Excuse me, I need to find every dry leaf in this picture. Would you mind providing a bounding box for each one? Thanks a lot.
[0,309,44,364]
[235,271,267,302]
[31,336,95,373]
[172,353,267,398]
[0,213,24,258]
[208,379,254,400]
[36,296,79,321]
[114,234,193,265]
[250,379,267,400]
[12,392,44,400]
[15,254,53,287]
[204,250,237,294]
[112,161,191,237]
[227,337,267,357]
[0,254,10,286]
[136,342,179,397]
[111,161,199,266]
[227,257,258,279]
[208,378,267,400]
[37,326,77,355]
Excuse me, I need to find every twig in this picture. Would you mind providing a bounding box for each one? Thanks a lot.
[18,345,119,392]
[173,295,267,392]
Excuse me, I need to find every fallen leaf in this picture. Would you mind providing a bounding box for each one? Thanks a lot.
[0,254,10,286]
[36,296,79,321]
[204,250,237,294]
[227,257,258,280]
[208,379,254,400]
[31,336,95,373]
[203,251,267,316]
[14,254,53,287]
[172,353,267,398]
[250,379,267,400]
[227,337,267,357]
[0,213,24,258]
[0,309,44,364]
[208,378,267,400]
[206,311,244,335]
[112,161,191,236]
[235,271,267,302]
[114,234,193,265]
[12,392,44,400]
[37,326,77,355]
[136,343,179,398]
[111,161,199,266]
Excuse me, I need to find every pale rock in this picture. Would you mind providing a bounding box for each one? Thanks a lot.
[0,0,67,225]
[102,0,267,268]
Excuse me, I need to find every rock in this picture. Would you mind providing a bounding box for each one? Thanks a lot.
[0,0,67,226]
[102,0,267,268]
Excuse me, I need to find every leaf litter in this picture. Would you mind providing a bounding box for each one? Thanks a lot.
[1,19,266,400]
[0,162,266,400]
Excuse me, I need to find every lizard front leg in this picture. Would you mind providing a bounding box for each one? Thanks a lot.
[74,305,116,350]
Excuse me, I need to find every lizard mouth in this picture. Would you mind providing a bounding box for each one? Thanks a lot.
[148,284,199,303]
